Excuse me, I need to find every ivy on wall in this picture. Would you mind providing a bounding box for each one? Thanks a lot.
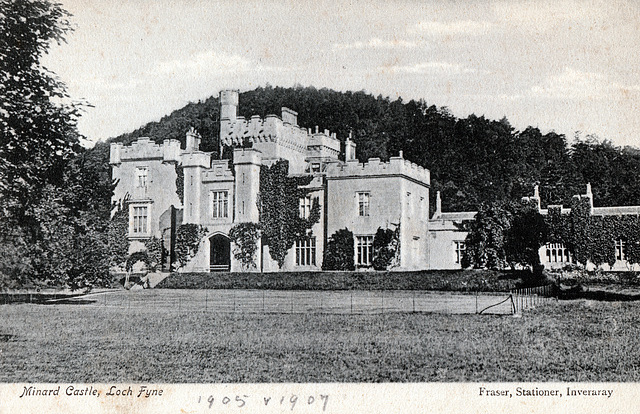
[372,226,400,270]
[258,160,320,268]
[228,222,261,270]
[548,197,640,267]
[174,223,208,269]
[174,164,184,204]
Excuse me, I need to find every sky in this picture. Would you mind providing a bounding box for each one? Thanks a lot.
[42,0,640,148]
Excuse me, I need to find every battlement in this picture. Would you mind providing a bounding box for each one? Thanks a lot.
[110,138,181,164]
[202,159,234,182]
[326,154,430,185]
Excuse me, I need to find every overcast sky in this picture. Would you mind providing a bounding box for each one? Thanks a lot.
[42,0,640,147]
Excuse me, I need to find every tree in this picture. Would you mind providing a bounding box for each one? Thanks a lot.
[462,202,514,270]
[505,204,548,271]
[322,228,355,271]
[0,0,82,221]
[258,160,320,268]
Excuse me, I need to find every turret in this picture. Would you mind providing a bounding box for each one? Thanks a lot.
[220,89,239,122]
[345,132,357,161]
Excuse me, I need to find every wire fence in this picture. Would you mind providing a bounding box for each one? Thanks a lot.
[1,285,556,316]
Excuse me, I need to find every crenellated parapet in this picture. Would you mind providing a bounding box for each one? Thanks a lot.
[220,113,312,154]
[110,138,181,165]
[202,159,234,182]
[326,153,430,185]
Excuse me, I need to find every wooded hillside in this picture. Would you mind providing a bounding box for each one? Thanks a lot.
[106,85,640,213]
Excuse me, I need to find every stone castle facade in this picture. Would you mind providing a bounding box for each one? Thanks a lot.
[110,90,472,272]
[111,90,640,273]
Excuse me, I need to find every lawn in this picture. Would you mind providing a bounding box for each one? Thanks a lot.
[0,292,638,382]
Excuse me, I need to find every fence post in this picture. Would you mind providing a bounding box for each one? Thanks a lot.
[205,281,208,313]
[413,291,416,313]
[350,291,353,314]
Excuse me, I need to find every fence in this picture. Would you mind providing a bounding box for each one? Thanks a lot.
[509,284,555,315]
[2,286,556,316]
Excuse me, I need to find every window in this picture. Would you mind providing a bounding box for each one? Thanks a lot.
[615,239,627,261]
[454,241,466,264]
[299,195,312,219]
[356,235,374,266]
[211,190,229,218]
[295,237,316,266]
[132,205,148,234]
[135,167,148,188]
[357,192,370,217]
[544,243,573,264]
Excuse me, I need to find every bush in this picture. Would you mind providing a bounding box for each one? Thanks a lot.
[322,228,355,271]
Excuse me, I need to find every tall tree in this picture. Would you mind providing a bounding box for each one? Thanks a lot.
[0,0,82,221]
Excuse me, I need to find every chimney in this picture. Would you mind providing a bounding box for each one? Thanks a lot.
[435,191,442,217]
[220,89,239,121]
[281,107,298,125]
[345,131,357,161]
[186,127,201,152]
[586,182,594,210]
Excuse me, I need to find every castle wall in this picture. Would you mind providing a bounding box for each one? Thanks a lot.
[110,139,181,248]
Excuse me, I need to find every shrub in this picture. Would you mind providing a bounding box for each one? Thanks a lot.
[322,228,355,271]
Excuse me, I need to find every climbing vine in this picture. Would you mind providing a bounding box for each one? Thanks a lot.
[174,163,184,204]
[372,226,400,270]
[258,160,320,268]
[174,223,208,269]
[547,197,640,267]
[228,222,261,270]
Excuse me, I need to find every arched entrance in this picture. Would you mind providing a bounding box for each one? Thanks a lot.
[209,234,230,272]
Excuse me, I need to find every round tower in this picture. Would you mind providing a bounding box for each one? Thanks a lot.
[220,90,239,121]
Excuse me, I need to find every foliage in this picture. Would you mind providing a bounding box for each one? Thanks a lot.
[174,163,184,204]
[322,228,355,271]
[228,222,261,270]
[106,197,130,269]
[144,236,164,272]
[0,0,82,221]
[372,226,400,270]
[545,197,640,268]
[125,251,149,273]
[174,224,207,269]
[504,203,548,270]
[258,160,320,268]
[462,203,513,270]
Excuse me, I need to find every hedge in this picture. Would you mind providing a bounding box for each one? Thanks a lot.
[154,269,544,292]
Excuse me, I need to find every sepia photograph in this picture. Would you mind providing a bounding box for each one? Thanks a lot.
[1,0,639,412]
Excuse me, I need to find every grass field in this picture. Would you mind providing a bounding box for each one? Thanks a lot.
[1,291,638,382]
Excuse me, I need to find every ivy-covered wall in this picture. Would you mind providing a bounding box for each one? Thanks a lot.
[544,197,640,268]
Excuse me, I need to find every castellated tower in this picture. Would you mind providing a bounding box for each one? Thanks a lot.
[220,89,239,121]
[233,148,261,223]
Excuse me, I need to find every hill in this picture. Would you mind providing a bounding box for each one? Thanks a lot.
[100,85,640,212]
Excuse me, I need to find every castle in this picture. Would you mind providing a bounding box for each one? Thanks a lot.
[109,90,640,273]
